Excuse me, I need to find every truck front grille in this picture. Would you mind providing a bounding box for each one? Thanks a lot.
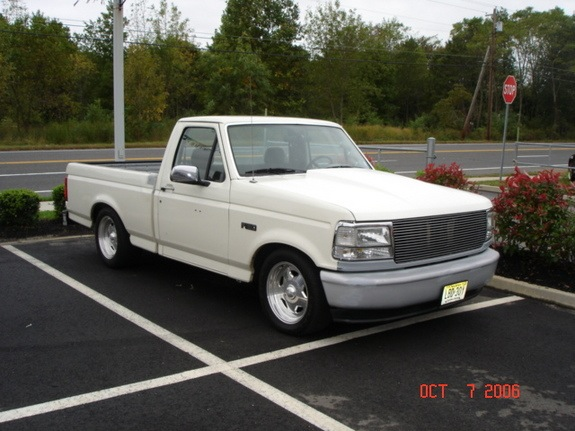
[393,211,487,264]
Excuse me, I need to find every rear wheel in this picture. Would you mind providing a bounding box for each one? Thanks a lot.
[94,208,134,268]
[259,249,331,335]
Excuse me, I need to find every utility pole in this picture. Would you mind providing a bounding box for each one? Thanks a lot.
[113,0,126,162]
[462,46,490,139]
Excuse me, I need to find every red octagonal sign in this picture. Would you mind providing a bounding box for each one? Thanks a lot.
[502,75,517,104]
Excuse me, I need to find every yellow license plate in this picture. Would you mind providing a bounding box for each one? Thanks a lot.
[441,281,468,305]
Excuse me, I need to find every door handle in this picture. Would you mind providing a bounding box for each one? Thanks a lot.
[161,184,175,192]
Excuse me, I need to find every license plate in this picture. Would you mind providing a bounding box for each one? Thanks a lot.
[441,281,468,305]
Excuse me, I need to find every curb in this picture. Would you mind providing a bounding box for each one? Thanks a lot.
[40,201,54,211]
[477,184,500,193]
[488,275,575,310]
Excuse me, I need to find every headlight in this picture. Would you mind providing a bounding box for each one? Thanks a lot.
[486,210,494,242]
[333,222,393,260]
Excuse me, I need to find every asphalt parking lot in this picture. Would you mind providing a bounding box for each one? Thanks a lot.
[1,236,574,431]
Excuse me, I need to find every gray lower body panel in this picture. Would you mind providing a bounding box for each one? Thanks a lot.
[320,248,499,310]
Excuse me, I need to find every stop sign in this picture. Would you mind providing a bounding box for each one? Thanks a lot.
[502,75,517,104]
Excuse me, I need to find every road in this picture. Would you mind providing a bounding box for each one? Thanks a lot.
[0,148,165,197]
[1,143,574,197]
[1,237,574,430]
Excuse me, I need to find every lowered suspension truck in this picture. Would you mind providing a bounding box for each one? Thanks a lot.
[65,116,499,335]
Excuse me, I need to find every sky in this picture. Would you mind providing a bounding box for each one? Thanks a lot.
[16,0,575,45]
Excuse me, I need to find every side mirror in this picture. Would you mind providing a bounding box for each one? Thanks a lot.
[170,165,210,187]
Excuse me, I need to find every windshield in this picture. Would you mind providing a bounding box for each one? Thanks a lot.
[227,124,372,176]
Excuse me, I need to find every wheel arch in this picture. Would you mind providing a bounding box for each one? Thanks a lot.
[255,243,332,335]
[252,243,316,281]
[91,202,120,227]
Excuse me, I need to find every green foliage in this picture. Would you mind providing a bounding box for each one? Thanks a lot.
[199,43,273,115]
[0,189,40,227]
[1,13,81,128]
[211,0,304,115]
[416,162,475,190]
[52,184,66,215]
[84,100,111,123]
[1,3,575,143]
[492,168,575,263]
[303,1,402,123]
[45,120,114,145]
[430,84,473,130]
[125,44,168,135]
[345,124,426,142]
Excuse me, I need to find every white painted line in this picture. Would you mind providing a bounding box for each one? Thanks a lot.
[0,245,523,428]
[1,245,354,431]
[516,155,547,158]
[230,295,524,370]
[0,368,221,424]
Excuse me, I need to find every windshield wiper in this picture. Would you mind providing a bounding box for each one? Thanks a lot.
[324,164,354,169]
[244,168,304,175]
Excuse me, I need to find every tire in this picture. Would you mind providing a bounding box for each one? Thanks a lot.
[94,207,134,268]
[258,249,331,335]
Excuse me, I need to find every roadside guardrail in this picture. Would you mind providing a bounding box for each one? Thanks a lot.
[513,142,575,174]
[359,137,437,170]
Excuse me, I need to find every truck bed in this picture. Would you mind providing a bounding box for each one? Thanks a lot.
[65,160,163,242]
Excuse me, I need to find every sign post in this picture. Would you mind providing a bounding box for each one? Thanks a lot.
[499,75,517,180]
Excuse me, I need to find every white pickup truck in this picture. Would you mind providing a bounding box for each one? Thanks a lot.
[66,116,499,334]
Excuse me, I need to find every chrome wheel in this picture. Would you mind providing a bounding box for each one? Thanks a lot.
[266,261,309,324]
[94,208,134,268]
[259,249,331,335]
[97,215,118,260]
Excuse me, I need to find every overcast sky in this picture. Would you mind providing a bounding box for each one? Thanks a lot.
[17,0,575,44]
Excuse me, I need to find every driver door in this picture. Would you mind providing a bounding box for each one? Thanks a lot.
[156,126,230,275]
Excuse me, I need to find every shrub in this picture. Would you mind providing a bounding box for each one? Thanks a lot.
[52,184,66,215]
[0,189,40,227]
[492,167,575,262]
[416,162,475,191]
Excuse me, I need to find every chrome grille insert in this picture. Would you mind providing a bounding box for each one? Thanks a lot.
[393,211,487,264]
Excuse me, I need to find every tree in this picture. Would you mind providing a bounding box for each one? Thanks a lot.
[430,84,473,129]
[508,8,575,135]
[429,18,489,108]
[199,40,273,115]
[303,1,388,123]
[0,15,12,120]
[211,0,305,115]
[124,44,167,135]
[386,35,433,124]
[0,0,26,22]
[79,2,126,112]
[142,0,202,117]
[1,13,81,128]
[148,0,190,41]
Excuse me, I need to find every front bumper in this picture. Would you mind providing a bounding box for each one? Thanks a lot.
[320,248,499,314]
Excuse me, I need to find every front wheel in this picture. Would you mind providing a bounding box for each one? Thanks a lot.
[94,208,134,268]
[258,249,331,335]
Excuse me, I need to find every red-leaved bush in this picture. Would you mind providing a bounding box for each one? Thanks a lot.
[492,167,575,262]
[416,162,475,191]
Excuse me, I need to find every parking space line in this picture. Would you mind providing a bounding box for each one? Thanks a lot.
[1,245,523,429]
[2,245,354,431]
[229,295,524,370]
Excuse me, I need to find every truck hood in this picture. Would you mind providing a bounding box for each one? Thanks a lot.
[240,169,491,221]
